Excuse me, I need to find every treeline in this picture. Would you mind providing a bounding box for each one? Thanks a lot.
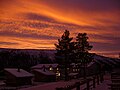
[0,50,53,71]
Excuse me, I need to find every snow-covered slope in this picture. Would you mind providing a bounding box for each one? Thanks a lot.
[94,54,120,67]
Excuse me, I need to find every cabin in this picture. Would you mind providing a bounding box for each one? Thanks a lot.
[4,68,34,86]
[32,69,56,82]
[31,64,60,80]
[31,64,59,72]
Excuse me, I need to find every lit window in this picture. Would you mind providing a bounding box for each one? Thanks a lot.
[56,72,60,76]
[49,67,53,71]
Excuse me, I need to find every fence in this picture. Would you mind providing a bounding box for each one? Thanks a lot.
[108,72,120,90]
[56,73,104,90]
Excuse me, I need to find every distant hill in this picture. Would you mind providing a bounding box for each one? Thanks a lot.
[0,48,56,60]
[0,48,120,66]
[0,48,56,70]
[0,48,120,73]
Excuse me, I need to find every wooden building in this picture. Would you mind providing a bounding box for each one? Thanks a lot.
[31,64,59,73]
[31,64,60,80]
[32,69,56,82]
[4,68,34,86]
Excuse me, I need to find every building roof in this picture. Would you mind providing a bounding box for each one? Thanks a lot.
[68,73,78,76]
[33,69,56,76]
[87,62,95,67]
[31,64,58,69]
[5,68,34,78]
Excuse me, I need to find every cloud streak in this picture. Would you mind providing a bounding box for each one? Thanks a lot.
[0,41,19,45]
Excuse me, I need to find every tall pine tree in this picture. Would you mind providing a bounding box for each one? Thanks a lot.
[75,33,93,78]
[55,30,73,80]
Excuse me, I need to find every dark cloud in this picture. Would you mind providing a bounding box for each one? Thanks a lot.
[90,34,120,43]
[96,19,120,25]
[89,34,120,52]
[22,13,55,22]
[91,41,120,51]
[40,0,120,12]
[21,12,82,27]
[0,41,19,45]
[0,31,59,40]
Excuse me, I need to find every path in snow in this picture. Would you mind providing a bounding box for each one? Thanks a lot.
[20,73,111,90]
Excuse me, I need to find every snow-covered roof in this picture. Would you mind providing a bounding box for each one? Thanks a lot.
[5,68,34,78]
[68,73,78,76]
[87,62,95,67]
[113,59,120,63]
[100,59,112,65]
[70,63,76,68]
[94,55,118,66]
[70,63,82,67]
[70,63,75,65]
[94,57,112,65]
[94,60,102,65]
[108,59,117,64]
[31,64,58,69]
[33,69,56,76]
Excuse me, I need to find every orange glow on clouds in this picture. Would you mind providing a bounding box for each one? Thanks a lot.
[0,0,120,57]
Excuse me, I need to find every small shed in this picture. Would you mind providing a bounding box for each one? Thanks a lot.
[4,68,34,86]
[32,69,56,82]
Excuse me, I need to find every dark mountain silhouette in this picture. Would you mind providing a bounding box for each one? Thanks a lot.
[0,48,119,67]
[0,48,119,60]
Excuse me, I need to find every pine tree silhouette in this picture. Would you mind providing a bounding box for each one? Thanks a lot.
[75,33,93,78]
[55,30,73,81]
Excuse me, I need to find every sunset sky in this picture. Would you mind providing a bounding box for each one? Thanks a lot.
[0,0,120,58]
